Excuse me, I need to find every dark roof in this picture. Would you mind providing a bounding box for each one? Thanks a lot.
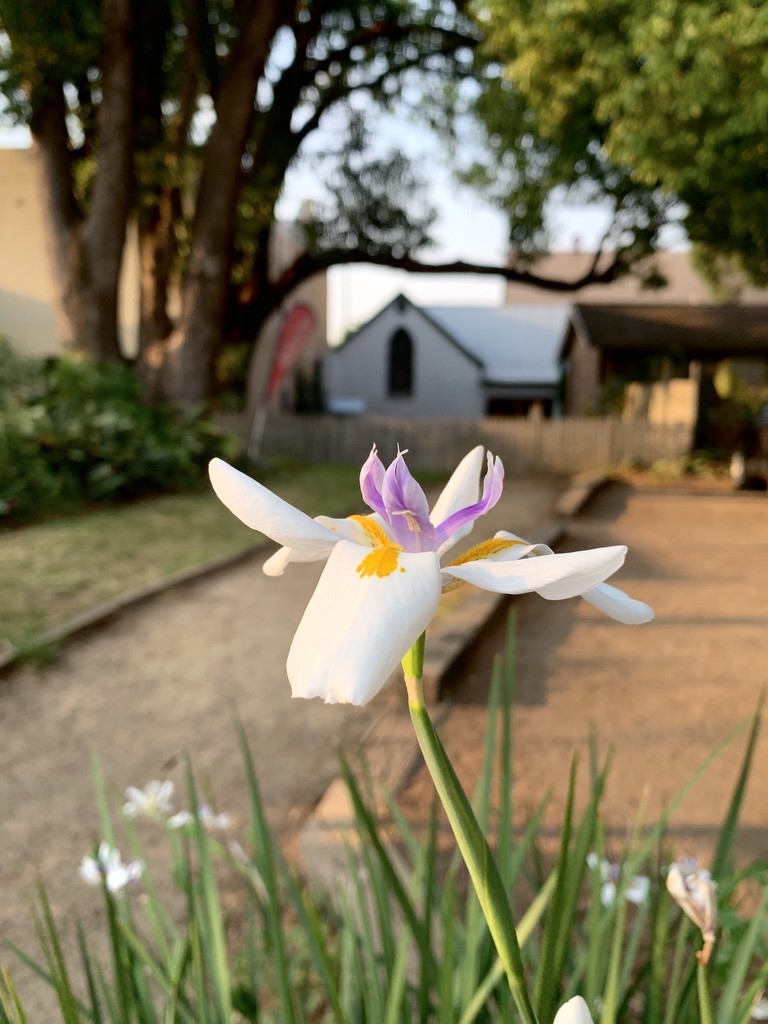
[568,303,768,355]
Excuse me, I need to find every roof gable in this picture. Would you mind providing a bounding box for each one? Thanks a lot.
[331,295,564,385]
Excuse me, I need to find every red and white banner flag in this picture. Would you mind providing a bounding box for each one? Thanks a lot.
[265,303,317,400]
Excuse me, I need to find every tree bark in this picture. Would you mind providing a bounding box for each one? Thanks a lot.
[157,2,287,403]
[28,0,134,361]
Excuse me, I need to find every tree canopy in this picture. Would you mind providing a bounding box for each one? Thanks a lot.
[468,0,768,288]
[0,0,635,403]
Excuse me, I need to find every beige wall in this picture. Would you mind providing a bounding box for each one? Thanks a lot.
[0,148,140,357]
[505,250,768,306]
[1,152,327,381]
[624,379,698,426]
[1,148,63,355]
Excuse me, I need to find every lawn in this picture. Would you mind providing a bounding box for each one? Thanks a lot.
[0,464,368,652]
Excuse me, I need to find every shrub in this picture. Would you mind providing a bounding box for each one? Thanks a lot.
[0,349,236,522]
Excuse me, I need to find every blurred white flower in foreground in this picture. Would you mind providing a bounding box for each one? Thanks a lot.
[79,842,143,894]
[586,852,650,907]
[199,804,231,830]
[122,780,231,832]
[123,779,176,820]
[554,995,595,1023]
[751,995,768,1020]
[210,445,653,705]
[169,804,231,831]
[666,862,718,965]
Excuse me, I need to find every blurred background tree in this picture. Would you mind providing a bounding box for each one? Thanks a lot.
[0,0,637,406]
[465,0,768,290]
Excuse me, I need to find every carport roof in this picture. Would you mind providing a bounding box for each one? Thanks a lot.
[567,303,768,355]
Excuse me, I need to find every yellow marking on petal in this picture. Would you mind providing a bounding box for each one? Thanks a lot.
[348,514,394,548]
[356,546,402,579]
[448,536,526,567]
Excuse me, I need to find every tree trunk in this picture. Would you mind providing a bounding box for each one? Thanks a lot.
[28,0,133,362]
[155,2,286,404]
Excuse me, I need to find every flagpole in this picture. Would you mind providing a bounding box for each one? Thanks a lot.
[247,406,269,462]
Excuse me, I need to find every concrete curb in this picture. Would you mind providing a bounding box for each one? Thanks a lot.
[298,473,609,888]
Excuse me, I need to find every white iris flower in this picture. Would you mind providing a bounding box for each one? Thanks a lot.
[209,445,653,706]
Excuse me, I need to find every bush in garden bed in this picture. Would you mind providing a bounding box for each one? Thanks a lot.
[0,343,235,522]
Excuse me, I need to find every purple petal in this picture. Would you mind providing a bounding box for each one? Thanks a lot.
[381,449,436,551]
[359,445,387,517]
[435,454,504,546]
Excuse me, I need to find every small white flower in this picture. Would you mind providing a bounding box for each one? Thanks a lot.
[79,842,143,894]
[666,862,718,965]
[587,852,649,907]
[199,804,231,831]
[554,996,595,1023]
[751,995,768,1021]
[167,805,230,831]
[625,874,651,906]
[168,810,195,829]
[123,780,176,820]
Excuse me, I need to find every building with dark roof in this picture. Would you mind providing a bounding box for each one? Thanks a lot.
[560,303,768,416]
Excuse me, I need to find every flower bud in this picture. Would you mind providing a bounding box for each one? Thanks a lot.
[666,863,717,965]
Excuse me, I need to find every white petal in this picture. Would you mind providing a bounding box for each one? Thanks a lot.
[287,541,442,705]
[264,515,393,577]
[209,459,338,553]
[554,996,595,1024]
[442,546,627,599]
[79,857,101,885]
[601,881,617,907]
[581,582,655,624]
[626,875,651,905]
[105,865,130,892]
[168,811,194,828]
[430,446,485,527]
[493,530,555,557]
[263,544,327,576]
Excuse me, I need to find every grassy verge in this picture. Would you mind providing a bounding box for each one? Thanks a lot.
[0,464,367,652]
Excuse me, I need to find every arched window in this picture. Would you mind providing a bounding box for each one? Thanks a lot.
[388,328,413,396]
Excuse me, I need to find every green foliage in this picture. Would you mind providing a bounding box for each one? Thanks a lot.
[467,0,768,284]
[3,636,767,1024]
[307,113,437,261]
[0,352,234,521]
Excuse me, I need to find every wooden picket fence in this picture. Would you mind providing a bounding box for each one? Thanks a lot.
[216,413,694,474]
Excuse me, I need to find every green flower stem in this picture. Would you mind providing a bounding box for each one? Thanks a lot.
[697,962,714,1024]
[403,635,538,1024]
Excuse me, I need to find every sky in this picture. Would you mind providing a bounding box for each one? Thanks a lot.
[276,112,619,344]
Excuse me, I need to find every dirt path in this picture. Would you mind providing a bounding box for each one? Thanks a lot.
[0,473,562,1015]
[400,484,768,866]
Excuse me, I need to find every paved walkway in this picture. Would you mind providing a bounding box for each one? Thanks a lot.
[400,484,768,866]
[0,471,562,1014]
